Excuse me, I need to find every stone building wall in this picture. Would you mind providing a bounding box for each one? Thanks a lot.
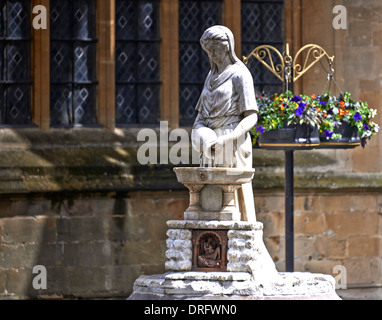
[1,185,381,298]
[297,0,382,173]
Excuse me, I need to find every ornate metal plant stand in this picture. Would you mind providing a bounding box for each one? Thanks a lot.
[128,167,340,300]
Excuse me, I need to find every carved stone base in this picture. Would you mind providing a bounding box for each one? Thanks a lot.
[128,166,341,300]
[128,271,341,300]
[165,220,278,279]
[130,218,340,300]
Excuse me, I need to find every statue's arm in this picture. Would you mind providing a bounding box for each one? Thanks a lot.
[212,111,257,152]
[193,112,206,130]
[230,111,258,140]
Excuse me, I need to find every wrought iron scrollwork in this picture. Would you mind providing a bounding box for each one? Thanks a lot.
[293,44,335,82]
[243,45,284,82]
[243,43,335,86]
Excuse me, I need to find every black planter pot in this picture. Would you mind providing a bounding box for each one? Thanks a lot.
[318,123,361,149]
[258,124,320,150]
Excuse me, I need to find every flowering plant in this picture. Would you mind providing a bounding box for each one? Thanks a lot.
[317,91,379,147]
[252,91,379,148]
[253,91,319,137]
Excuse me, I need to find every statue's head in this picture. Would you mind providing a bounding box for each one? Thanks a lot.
[200,25,240,72]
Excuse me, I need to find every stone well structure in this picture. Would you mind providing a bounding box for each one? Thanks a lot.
[128,167,340,300]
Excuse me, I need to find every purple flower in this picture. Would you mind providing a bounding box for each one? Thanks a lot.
[295,102,306,116]
[324,130,334,138]
[291,95,302,102]
[256,125,265,134]
[319,101,327,106]
[363,123,369,131]
[353,112,362,122]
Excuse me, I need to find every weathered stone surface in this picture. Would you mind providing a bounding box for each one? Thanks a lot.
[165,228,193,271]
[164,219,278,278]
[128,271,340,300]
[200,185,222,211]
[167,220,263,230]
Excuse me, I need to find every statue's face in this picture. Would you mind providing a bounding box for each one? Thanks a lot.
[204,40,229,64]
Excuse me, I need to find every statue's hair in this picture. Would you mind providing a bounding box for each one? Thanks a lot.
[200,25,241,72]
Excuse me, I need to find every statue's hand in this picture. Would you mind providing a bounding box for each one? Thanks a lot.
[211,135,232,153]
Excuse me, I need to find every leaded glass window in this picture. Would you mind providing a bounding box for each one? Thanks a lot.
[0,0,31,125]
[115,0,160,126]
[242,0,284,95]
[179,0,223,127]
[50,0,97,127]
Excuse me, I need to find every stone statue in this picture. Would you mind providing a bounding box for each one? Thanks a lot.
[191,25,258,222]
[129,25,341,301]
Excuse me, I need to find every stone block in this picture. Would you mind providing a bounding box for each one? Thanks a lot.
[295,212,327,235]
[165,260,191,271]
[263,236,283,264]
[228,229,257,240]
[348,236,380,258]
[255,194,284,214]
[165,248,191,260]
[200,185,222,211]
[0,269,6,295]
[184,210,241,221]
[326,237,348,259]
[121,240,166,266]
[166,197,189,220]
[326,211,379,236]
[228,238,246,250]
[173,239,192,251]
[257,211,284,237]
[63,242,115,267]
[56,217,105,242]
[166,229,192,240]
[227,248,256,262]
[325,212,365,236]
[4,267,32,298]
[0,216,56,244]
[128,195,169,216]
[317,194,353,213]
[349,22,373,47]
[343,258,382,286]
[346,47,381,80]
[294,234,317,260]
[373,25,382,46]
[65,267,107,294]
[144,214,170,240]
[303,259,340,276]
[165,228,192,272]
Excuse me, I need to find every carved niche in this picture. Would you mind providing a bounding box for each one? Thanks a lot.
[192,230,227,271]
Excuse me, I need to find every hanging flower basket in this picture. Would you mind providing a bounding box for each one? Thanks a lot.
[315,91,378,148]
[252,91,379,149]
[259,124,320,148]
[318,122,360,148]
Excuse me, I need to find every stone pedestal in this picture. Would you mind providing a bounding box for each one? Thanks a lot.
[128,167,340,300]
[128,272,340,300]
[173,167,255,221]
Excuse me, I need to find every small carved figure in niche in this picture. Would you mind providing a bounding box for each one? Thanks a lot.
[197,236,221,268]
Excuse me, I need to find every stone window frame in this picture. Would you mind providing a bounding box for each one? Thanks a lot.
[31,0,290,131]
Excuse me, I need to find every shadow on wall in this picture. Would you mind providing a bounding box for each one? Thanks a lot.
[0,127,184,299]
